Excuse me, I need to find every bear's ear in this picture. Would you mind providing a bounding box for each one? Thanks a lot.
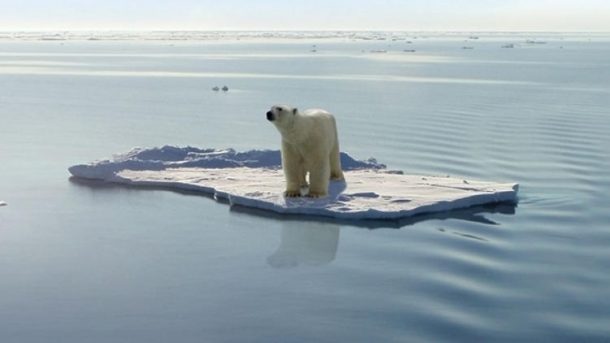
[293,108,298,115]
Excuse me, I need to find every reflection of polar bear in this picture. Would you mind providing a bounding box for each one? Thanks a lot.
[266,105,344,198]
[267,223,340,268]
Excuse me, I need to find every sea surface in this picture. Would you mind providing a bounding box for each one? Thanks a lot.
[1,32,609,342]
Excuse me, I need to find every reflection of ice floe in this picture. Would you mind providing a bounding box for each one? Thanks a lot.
[68,146,518,221]
[501,44,515,48]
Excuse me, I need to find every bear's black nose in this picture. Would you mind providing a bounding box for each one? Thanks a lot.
[266,111,274,121]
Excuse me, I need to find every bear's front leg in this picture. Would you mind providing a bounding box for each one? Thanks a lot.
[307,158,330,198]
[282,141,303,197]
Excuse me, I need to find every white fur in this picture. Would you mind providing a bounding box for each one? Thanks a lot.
[267,105,344,197]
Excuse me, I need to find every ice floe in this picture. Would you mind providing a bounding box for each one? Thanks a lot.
[68,146,518,221]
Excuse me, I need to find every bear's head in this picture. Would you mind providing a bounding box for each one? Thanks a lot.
[266,105,298,129]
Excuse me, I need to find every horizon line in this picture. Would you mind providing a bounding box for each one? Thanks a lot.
[2,29,610,33]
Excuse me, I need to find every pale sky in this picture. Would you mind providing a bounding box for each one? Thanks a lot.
[2,0,610,31]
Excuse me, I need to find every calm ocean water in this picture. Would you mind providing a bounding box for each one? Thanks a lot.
[1,33,609,342]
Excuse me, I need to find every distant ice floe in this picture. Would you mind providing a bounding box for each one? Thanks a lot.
[0,31,412,42]
[0,31,600,43]
[69,146,518,220]
[525,40,547,45]
[0,201,6,207]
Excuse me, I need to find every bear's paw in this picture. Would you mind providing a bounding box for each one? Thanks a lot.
[284,190,302,198]
[306,191,327,198]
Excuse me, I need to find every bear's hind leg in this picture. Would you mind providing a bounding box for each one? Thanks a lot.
[329,148,344,181]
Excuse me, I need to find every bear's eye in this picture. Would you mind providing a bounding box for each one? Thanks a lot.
[277,108,283,112]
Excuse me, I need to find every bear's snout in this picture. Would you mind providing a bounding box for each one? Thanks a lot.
[266,111,274,121]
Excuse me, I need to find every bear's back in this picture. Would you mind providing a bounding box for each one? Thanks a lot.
[302,108,332,118]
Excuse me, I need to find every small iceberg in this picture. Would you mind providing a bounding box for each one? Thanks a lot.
[525,40,547,45]
[222,86,229,92]
[212,86,220,91]
[68,146,518,221]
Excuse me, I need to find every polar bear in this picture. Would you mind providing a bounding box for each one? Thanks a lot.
[266,105,344,198]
